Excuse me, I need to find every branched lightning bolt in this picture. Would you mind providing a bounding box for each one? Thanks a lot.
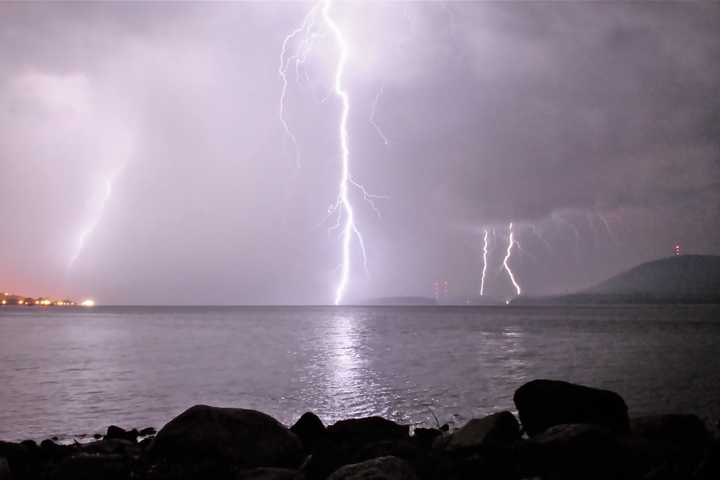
[480,229,489,296]
[369,86,389,145]
[68,166,124,269]
[502,222,522,297]
[281,0,385,304]
[279,5,318,168]
[321,0,368,306]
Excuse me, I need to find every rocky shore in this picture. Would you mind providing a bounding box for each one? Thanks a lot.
[1,379,718,480]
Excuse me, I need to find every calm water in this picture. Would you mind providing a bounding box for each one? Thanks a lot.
[1,305,719,440]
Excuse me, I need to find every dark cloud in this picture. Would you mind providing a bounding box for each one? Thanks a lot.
[1,1,718,303]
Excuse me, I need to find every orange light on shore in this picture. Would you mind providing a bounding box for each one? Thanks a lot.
[81,299,96,307]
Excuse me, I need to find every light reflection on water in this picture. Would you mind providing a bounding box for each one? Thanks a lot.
[1,305,720,440]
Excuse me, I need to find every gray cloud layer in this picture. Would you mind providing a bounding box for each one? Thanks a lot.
[1,1,718,304]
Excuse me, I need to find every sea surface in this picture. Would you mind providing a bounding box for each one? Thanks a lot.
[1,305,719,441]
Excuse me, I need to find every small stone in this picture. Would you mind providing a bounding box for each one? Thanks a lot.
[327,456,417,480]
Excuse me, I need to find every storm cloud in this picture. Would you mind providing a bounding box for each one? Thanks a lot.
[1,1,719,303]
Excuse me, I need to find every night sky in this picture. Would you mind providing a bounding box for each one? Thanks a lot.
[1,1,719,304]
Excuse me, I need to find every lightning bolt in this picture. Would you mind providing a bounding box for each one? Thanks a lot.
[502,222,522,298]
[278,5,319,168]
[68,166,124,269]
[369,86,389,145]
[321,0,366,306]
[281,1,385,304]
[480,229,489,296]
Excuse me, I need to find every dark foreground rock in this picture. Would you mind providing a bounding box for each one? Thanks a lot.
[435,411,520,451]
[0,379,715,480]
[305,417,412,479]
[514,379,630,436]
[518,423,626,479]
[631,414,709,447]
[148,405,303,468]
[291,412,326,453]
[0,457,10,480]
[327,456,417,480]
[236,467,301,480]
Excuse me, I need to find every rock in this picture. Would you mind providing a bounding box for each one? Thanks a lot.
[327,417,409,441]
[0,441,27,466]
[0,457,9,480]
[140,427,157,436]
[106,425,139,442]
[514,379,629,436]
[79,438,139,456]
[236,467,301,479]
[411,428,442,449]
[519,423,626,479]
[49,454,130,480]
[630,414,709,447]
[40,439,73,459]
[327,456,417,480]
[148,405,303,468]
[618,415,711,479]
[441,411,520,451]
[291,412,326,452]
[306,417,410,479]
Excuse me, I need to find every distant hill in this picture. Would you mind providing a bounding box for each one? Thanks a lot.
[519,255,720,304]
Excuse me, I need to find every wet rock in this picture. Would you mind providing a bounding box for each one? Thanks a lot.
[291,412,326,452]
[616,415,711,479]
[412,428,442,449]
[106,425,139,442]
[327,456,417,480]
[79,438,139,456]
[0,441,27,467]
[148,405,303,468]
[0,457,9,480]
[327,417,409,441]
[440,411,521,452]
[630,414,709,447]
[40,439,73,459]
[236,467,301,480]
[139,427,157,436]
[693,438,720,480]
[518,423,625,479]
[49,454,130,480]
[514,379,629,436]
[306,417,410,479]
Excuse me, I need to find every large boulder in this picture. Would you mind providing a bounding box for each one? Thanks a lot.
[291,412,326,453]
[630,414,708,448]
[236,467,301,480]
[305,417,410,479]
[514,379,629,436]
[106,425,139,443]
[0,457,9,480]
[618,415,711,479]
[49,454,130,480]
[327,456,417,480]
[327,417,409,441]
[438,411,520,451]
[518,423,626,479]
[148,405,303,468]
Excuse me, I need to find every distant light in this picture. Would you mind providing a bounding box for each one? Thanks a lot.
[18,300,24,305]
[81,299,96,307]
[1,300,6,305]
[505,299,511,305]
